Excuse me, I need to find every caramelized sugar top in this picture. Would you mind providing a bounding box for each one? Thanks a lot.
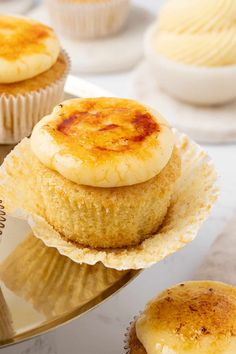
[144,282,236,341]
[0,16,53,61]
[47,98,160,160]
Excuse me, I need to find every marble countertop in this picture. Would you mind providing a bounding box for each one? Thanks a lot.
[2,1,236,353]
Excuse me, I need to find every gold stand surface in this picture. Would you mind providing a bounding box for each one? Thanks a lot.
[0,225,140,348]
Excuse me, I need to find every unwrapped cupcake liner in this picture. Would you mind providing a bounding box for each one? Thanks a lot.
[0,131,218,270]
[0,233,128,318]
[0,50,70,144]
[46,0,130,39]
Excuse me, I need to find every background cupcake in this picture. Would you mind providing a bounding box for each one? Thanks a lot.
[0,15,70,144]
[46,0,131,39]
[144,0,236,105]
[126,281,236,353]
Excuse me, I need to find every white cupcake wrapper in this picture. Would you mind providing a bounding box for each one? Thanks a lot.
[46,0,130,39]
[0,50,70,144]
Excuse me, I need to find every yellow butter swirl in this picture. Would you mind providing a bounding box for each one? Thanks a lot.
[154,0,236,67]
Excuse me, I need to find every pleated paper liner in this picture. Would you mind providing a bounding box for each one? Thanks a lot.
[0,287,15,342]
[0,200,6,237]
[124,316,142,354]
[0,234,127,318]
[46,0,130,39]
[0,132,218,270]
[0,50,70,144]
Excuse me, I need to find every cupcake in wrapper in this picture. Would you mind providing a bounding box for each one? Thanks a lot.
[124,281,236,354]
[0,234,127,317]
[0,15,70,144]
[46,0,130,39]
[0,97,218,270]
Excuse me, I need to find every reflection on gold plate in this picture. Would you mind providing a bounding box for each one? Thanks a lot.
[0,230,140,348]
[1,234,130,318]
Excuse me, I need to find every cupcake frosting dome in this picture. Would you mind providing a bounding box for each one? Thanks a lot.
[155,0,236,66]
[0,15,60,83]
[30,98,174,187]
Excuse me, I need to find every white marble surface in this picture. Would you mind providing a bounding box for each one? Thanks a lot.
[2,0,236,353]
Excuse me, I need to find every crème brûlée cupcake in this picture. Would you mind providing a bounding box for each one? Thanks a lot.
[127,281,236,354]
[23,97,180,249]
[0,15,70,144]
[46,0,130,39]
[145,0,236,105]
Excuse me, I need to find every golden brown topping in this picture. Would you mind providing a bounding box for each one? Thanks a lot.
[136,281,236,354]
[0,16,53,61]
[49,98,160,157]
[146,282,236,340]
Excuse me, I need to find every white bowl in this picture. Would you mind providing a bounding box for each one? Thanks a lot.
[144,25,236,106]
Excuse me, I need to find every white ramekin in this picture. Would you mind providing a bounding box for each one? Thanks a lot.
[144,25,236,106]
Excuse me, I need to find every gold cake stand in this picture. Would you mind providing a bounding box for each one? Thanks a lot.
[0,77,141,348]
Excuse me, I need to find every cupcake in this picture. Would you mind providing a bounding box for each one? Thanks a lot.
[126,281,236,353]
[0,97,218,269]
[46,0,130,39]
[0,15,70,144]
[144,0,236,105]
[17,97,180,249]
